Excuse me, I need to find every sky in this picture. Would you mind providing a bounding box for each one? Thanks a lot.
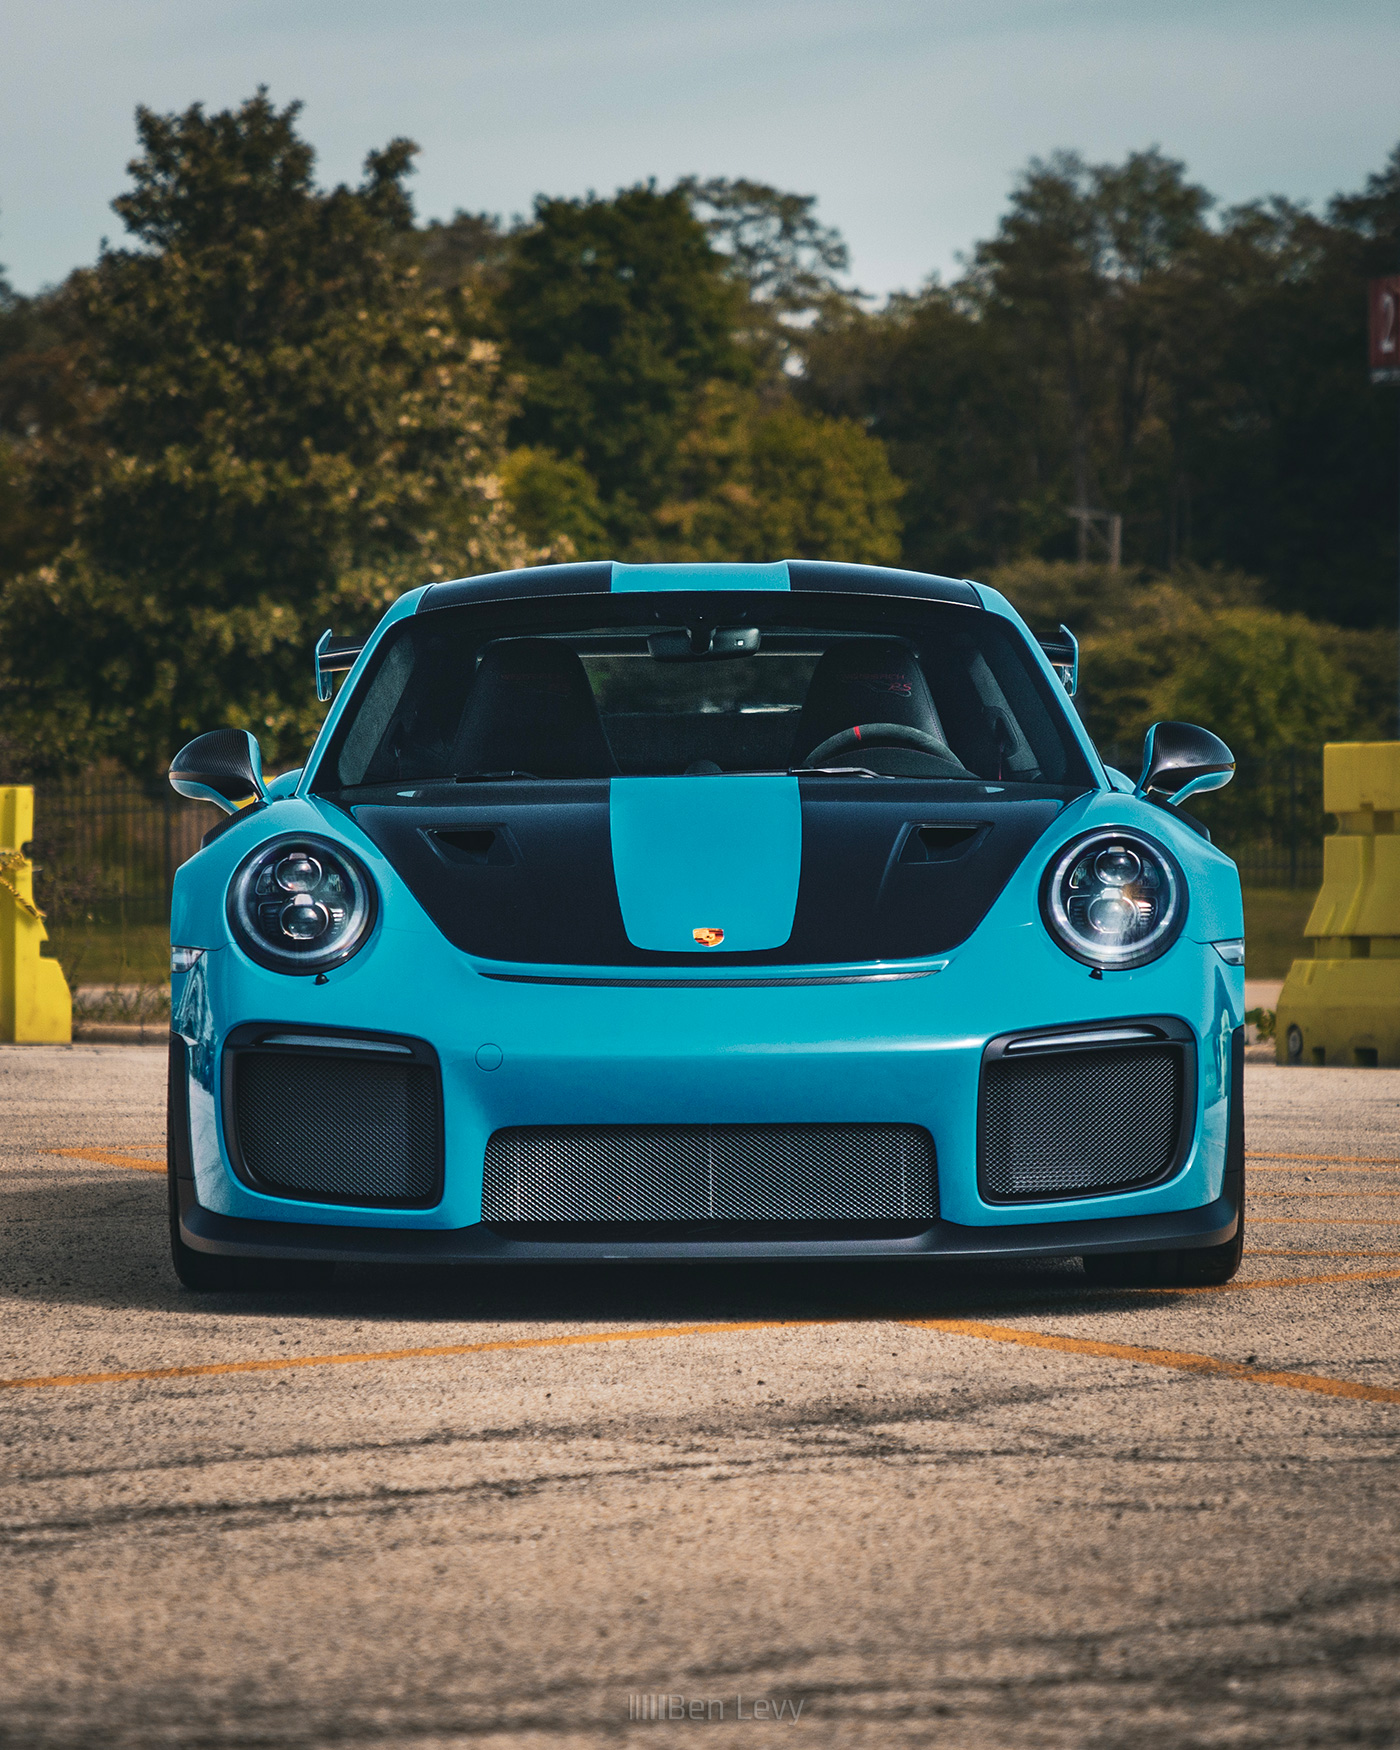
[4,0,1398,300]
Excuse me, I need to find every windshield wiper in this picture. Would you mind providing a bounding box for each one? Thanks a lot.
[788,764,893,779]
[453,769,539,783]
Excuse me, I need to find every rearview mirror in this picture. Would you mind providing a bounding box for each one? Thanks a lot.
[170,730,266,815]
[1136,721,1234,806]
[647,626,760,662]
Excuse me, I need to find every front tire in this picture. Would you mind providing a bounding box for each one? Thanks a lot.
[1082,1206,1244,1288]
[166,1073,333,1291]
[167,1162,260,1290]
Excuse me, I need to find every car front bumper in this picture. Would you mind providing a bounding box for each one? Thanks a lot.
[172,1170,1240,1264]
[170,911,1245,1260]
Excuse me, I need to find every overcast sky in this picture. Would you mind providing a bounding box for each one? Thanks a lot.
[4,0,1398,299]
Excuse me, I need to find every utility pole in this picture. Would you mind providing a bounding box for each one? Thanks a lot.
[1369,275,1400,732]
[1066,506,1122,569]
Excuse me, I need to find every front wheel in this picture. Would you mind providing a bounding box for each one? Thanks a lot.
[1082,1214,1243,1288]
[166,1115,333,1292]
[168,1157,268,1290]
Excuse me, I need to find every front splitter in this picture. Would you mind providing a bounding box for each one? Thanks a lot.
[176,1176,1239,1265]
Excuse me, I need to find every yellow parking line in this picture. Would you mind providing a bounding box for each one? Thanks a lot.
[3,1268,1400,1394]
[46,1148,163,1174]
[1249,1249,1400,1258]
[1248,1153,1400,1165]
[1251,1191,1400,1198]
[902,1318,1400,1406]
[1252,1217,1400,1224]
[1253,1166,1400,1175]
[0,1319,840,1393]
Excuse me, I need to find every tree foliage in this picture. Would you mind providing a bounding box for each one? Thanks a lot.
[648,385,901,562]
[497,184,751,545]
[492,180,900,568]
[991,558,1385,761]
[0,92,525,774]
[802,144,1400,626]
[2,100,1398,781]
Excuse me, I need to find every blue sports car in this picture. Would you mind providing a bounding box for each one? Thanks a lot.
[166,559,1244,1290]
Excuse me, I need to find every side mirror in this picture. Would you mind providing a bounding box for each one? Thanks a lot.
[169,730,266,815]
[1136,721,1234,805]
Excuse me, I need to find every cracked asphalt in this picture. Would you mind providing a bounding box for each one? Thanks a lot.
[3,1045,1400,1748]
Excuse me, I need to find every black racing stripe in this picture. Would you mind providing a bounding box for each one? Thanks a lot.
[352,781,1074,967]
[418,562,614,612]
[786,560,981,606]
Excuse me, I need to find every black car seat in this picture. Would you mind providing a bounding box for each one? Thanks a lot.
[452,640,620,778]
[790,639,949,764]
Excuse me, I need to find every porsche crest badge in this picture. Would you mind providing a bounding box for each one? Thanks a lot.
[693,926,725,947]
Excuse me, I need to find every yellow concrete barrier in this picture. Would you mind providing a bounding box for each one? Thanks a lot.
[1277,743,1400,1066]
[0,787,73,1044]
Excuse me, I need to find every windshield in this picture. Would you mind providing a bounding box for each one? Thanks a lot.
[317,592,1092,793]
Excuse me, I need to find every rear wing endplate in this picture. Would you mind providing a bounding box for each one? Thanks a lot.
[1037,624,1078,696]
[314,629,366,703]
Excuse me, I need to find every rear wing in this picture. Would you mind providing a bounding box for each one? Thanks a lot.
[314,630,366,703]
[1037,624,1078,696]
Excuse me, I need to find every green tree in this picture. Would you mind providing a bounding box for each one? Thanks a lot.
[497,184,751,547]
[989,557,1379,760]
[647,385,902,562]
[680,176,850,377]
[0,270,95,584]
[803,141,1400,625]
[802,288,1036,575]
[1176,168,1400,625]
[681,177,849,317]
[499,446,609,559]
[0,92,525,775]
[1165,609,1357,759]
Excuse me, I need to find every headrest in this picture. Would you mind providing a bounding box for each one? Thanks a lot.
[792,639,943,759]
[451,640,619,779]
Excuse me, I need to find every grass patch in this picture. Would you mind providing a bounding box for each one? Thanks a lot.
[44,921,169,987]
[38,886,1320,986]
[1243,886,1314,979]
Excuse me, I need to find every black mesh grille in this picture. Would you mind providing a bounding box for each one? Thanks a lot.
[231,1051,441,1205]
[980,1044,1184,1201]
[482,1123,937,1225]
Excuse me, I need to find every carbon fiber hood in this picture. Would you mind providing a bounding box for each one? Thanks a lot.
[351,777,1078,968]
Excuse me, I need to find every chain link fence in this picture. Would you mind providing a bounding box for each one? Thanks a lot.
[21,773,219,988]
[19,747,1327,974]
[1101,746,1324,889]
[29,773,217,930]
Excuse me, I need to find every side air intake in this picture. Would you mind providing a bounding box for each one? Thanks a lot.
[222,1026,442,1208]
[978,1019,1193,1203]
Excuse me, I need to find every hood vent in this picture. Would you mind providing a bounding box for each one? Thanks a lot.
[423,826,513,867]
[900,823,988,863]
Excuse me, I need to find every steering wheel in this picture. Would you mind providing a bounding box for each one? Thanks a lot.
[803,723,960,766]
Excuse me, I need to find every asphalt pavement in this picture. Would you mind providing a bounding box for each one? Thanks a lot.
[2,1044,1399,1749]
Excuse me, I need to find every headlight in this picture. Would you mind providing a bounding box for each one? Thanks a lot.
[227,835,377,974]
[1040,830,1185,969]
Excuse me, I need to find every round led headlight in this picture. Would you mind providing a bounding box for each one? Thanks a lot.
[1040,830,1185,969]
[227,835,377,974]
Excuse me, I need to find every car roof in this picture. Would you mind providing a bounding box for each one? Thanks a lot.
[417,559,982,613]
